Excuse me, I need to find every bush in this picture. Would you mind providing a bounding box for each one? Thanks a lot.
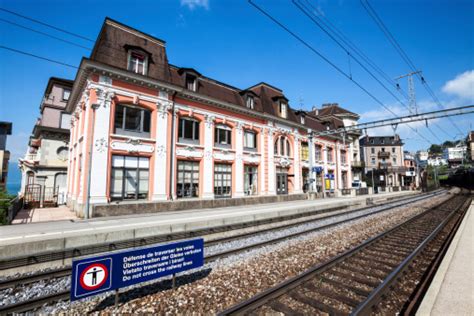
[0,190,14,225]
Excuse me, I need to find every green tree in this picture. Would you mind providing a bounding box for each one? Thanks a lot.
[442,140,455,148]
[429,144,443,155]
[0,190,14,225]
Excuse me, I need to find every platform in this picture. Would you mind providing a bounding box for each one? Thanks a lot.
[417,199,473,316]
[0,190,418,267]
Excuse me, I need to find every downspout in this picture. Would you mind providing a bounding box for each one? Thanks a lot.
[168,91,177,201]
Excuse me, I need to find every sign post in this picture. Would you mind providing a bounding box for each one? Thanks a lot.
[71,238,204,301]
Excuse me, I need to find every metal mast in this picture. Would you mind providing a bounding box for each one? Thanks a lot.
[396,70,422,115]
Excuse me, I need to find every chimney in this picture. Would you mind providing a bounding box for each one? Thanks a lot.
[312,106,319,115]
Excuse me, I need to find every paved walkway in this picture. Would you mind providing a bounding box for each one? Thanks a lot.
[417,200,473,316]
[11,205,78,224]
[0,190,417,245]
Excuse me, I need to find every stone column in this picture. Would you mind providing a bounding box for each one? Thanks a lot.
[336,143,342,190]
[293,133,302,194]
[234,122,244,197]
[152,100,171,201]
[202,115,215,199]
[267,126,276,195]
[88,88,114,205]
[259,128,266,195]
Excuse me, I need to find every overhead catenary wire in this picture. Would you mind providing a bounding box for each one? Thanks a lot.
[293,0,443,143]
[247,0,431,144]
[359,0,464,136]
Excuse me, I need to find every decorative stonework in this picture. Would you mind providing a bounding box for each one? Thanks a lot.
[214,150,235,161]
[279,157,291,167]
[205,115,215,128]
[204,150,213,160]
[157,101,172,119]
[95,88,115,108]
[243,154,260,164]
[95,137,108,153]
[156,145,166,158]
[176,146,204,158]
[110,140,154,153]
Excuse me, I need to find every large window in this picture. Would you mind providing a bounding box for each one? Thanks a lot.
[114,104,151,138]
[215,125,232,147]
[214,164,232,198]
[244,165,258,195]
[327,147,334,162]
[341,150,347,164]
[110,156,149,201]
[177,160,199,198]
[128,50,148,75]
[301,142,309,161]
[315,145,322,161]
[244,130,257,150]
[178,117,200,144]
[274,136,291,156]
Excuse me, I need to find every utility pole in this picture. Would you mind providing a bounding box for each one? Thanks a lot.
[395,70,422,115]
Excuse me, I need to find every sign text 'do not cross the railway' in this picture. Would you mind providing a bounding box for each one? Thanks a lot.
[71,238,204,301]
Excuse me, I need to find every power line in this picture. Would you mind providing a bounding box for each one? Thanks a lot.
[360,0,464,136]
[0,45,79,69]
[286,0,439,143]
[0,18,91,50]
[0,7,94,42]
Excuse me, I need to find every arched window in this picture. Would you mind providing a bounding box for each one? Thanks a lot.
[57,146,68,161]
[274,136,291,156]
[214,124,232,147]
[178,117,200,144]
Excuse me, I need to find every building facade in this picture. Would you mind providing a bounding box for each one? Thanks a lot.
[465,131,473,162]
[19,78,73,206]
[443,146,467,167]
[309,103,363,182]
[65,19,352,217]
[360,135,406,188]
[0,122,12,191]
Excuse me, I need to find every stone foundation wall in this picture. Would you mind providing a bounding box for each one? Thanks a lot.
[92,194,308,217]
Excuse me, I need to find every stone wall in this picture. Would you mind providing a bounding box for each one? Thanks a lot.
[92,193,308,217]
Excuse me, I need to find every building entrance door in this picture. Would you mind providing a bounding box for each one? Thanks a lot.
[276,173,288,195]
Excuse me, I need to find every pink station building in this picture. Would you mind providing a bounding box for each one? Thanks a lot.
[66,19,352,217]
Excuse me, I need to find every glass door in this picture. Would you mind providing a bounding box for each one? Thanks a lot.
[214,164,232,198]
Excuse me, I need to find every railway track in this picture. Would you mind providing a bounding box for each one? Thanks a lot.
[0,190,448,314]
[219,192,471,316]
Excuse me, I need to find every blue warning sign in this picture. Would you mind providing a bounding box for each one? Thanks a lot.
[70,238,204,301]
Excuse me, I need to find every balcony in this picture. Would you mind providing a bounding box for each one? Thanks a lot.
[351,160,365,169]
[378,151,390,159]
[378,162,392,169]
[25,153,39,161]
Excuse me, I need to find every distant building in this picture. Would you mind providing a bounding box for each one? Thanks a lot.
[360,134,407,188]
[415,150,428,167]
[309,103,363,182]
[467,131,474,161]
[403,151,418,187]
[19,77,73,206]
[0,121,12,191]
[427,155,447,167]
[443,145,467,168]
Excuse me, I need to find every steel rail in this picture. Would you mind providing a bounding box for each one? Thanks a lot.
[0,191,439,291]
[0,192,444,314]
[218,193,466,315]
[352,195,472,315]
[0,191,436,271]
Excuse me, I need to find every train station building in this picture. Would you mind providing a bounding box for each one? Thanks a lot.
[65,18,353,217]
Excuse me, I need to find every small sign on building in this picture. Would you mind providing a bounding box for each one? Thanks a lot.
[71,238,204,301]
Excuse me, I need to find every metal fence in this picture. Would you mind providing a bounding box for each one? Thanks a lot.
[24,184,58,209]
[356,188,369,196]
[7,196,23,224]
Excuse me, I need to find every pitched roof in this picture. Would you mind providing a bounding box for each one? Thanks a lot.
[312,103,359,118]
[359,135,404,146]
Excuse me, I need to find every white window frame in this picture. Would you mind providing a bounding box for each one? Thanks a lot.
[127,50,148,75]
[186,75,197,91]
[279,101,287,118]
[244,130,257,150]
[62,89,71,101]
[246,96,254,109]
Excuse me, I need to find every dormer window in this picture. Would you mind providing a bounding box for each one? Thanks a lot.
[300,116,305,124]
[246,96,254,109]
[279,102,287,118]
[128,50,148,75]
[186,75,197,91]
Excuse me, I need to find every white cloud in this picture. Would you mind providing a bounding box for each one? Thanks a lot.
[442,70,474,101]
[180,0,209,10]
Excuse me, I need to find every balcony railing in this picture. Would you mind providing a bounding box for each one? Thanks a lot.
[378,162,392,169]
[351,160,365,168]
[378,151,390,159]
[25,153,39,161]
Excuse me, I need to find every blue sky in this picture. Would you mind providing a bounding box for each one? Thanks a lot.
[1,0,473,163]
